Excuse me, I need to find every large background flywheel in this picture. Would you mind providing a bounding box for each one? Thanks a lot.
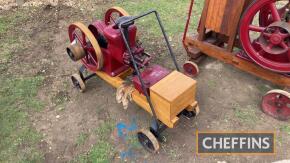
[68,22,103,72]
[240,0,290,73]
[259,0,289,26]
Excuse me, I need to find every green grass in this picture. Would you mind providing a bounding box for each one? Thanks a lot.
[0,37,21,65]
[51,91,70,106]
[95,121,115,139]
[280,125,290,135]
[0,9,28,66]
[0,16,9,34]
[0,9,44,162]
[76,132,89,146]
[87,141,113,163]
[0,9,29,35]
[126,134,142,149]
[113,0,204,37]
[277,126,290,147]
[169,148,181,161]
[207,80,217,89]
[233,103,259,124]
[0,76,44,162]
[73,121,115,163]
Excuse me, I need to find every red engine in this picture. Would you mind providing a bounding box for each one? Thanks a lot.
[67,7,152,77]
[67,7,170,94]
[88,20,141,76]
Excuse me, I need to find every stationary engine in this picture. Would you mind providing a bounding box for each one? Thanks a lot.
[67,7,151,77]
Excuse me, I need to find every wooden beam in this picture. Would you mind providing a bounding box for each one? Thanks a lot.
[185,37,290,87]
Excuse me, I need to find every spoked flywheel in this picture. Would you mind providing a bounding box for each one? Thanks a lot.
[104,6,130,25]
[259,0,290,26]
[240,0,290,73]
[261,89,290,120]
[68,22,103,72]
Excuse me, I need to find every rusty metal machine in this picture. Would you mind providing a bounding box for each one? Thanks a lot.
[66,7,199,152]
[183,0,290,120]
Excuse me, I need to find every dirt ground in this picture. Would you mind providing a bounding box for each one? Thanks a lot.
[1,0,289,163]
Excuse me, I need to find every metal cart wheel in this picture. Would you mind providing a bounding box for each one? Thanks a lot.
[261,89,290,120]
[183,61,199,77]
[137,129,160,153]
[71,73,86,92]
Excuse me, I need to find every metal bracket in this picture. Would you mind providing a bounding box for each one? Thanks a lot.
[79,65,96,82]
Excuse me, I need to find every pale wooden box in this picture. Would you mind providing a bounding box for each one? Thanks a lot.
[150,71,197,122]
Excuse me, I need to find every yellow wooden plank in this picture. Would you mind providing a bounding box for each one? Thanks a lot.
[215,0,227,32]
[95,71,125,88]
[186,101,198,112]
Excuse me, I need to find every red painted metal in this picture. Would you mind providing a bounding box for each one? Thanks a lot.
[132,65,170,95]
[68,8,169,94]
[183,61,199,77]
[259,1,289,26]
[240,0,290,73]
[87,20,139,76]
[261,90,290,120]
[104,7,129,25]
[183,0,195,48]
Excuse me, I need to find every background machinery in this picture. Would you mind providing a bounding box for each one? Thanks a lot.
[183,0,290,120]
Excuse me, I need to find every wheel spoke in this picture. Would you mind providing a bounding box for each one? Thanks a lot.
[258,49,267,57]
[249,25,266,32]
[109,16,115,24]
[85,47,97,65]
[267,43,274,50]
[81,32,87,46]
[73,32,85,45]
[269,3,282,21]
[280,42,288,49]
[281,33,290,39]
[263,32,272,38]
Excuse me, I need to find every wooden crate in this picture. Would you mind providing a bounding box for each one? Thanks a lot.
[198,0,251,51]
[150,71,197,123]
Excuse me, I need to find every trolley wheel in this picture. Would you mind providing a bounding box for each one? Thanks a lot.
[71,73,86,92]
[137,129,160,153]
[183,61,199,77]
[261,89,290,121]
